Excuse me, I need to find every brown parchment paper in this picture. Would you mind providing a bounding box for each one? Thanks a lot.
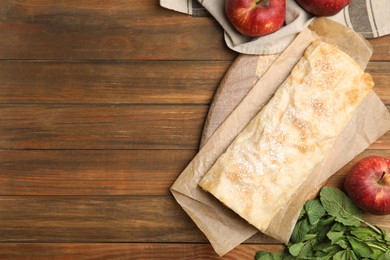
[170,18,390,257]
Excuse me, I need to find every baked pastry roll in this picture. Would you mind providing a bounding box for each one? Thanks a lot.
[199,40,374,232]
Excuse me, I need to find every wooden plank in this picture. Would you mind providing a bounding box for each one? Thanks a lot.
[0,60,388,105]
[0,149,388,196]
[369,129,390,150]
[0,60,230,104]
[0,0,235,61]
[0,195,388,243]
[0,195,273,243]
[0,195,208,243]
[0,243,285,260]
[0,1,387,61]
[0,104,388,150]
[369,36,390,61]
[0,149,196,196]
[0,104,207,149]
[367,61,390,105]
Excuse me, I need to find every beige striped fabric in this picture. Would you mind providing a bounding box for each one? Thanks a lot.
[332,0,390,38]
[160,0,390,54]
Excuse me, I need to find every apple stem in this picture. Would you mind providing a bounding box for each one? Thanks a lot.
[378,171,386,185]
[256,0,269,7]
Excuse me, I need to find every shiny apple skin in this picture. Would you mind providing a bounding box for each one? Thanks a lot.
[225,0,286,37]
[344,156,390,215]
[295,0,351,16]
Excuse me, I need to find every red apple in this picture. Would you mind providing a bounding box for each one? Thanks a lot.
[225,0,286,37]
[344,156,390,215]
[295,0,351,17]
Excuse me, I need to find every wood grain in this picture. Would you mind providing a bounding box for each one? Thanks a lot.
[0,104,388,150]
[0,195,205,243]
[0,149,195,196]
[0,104,207,149]
[0,149,388,196]
[0,195,275,244]
[0,1,388,61]
[0,0,389,258]
[367,61,390,105]
[0,243,285,260]
[0,61,388,105]
[369,129,390,150]
[0,0,234,61]
[0,60,230,104]
[0,195,388,244]
[369,37,390,61]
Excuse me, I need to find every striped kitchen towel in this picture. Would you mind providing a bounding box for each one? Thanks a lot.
[160,0,390,54]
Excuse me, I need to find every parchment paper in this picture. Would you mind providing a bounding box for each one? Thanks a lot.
[170,18,390,257]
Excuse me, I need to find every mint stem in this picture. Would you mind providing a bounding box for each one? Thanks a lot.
[366,242,387,252]
[355,216,383,235]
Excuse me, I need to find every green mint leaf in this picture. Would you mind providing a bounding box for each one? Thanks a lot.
[313,256,332,260]
[345,248,359,260]
[255,251,286,260]
[350,226,381,241]
[282,255,296,260]
[299,239,315,258]
[368,244,389,260]
[327,231,344,244]
[332,249,348,260]
[314,216,336,242]
[305,199,326,225]
[320,186,362,227]
[377,226,390,243]
[298,204,307,219]
[313,250,333,260]
[320,215,337,226]
[290,217,311,243]
[313,241,330,252]
[303,233,318,241]
[338,239,349,250]
[327,230,349,249]
[288,242,305,257]
[346,236,374,258]
[378,250,390,260]
[330,222,349,233]
[315,242,342,255]
[332,248,359,260]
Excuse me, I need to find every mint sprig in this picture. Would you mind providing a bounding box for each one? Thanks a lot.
[319,186,362,227]
[255,186,390,260]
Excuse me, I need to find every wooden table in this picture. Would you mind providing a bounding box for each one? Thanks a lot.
[0,1,389,259]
